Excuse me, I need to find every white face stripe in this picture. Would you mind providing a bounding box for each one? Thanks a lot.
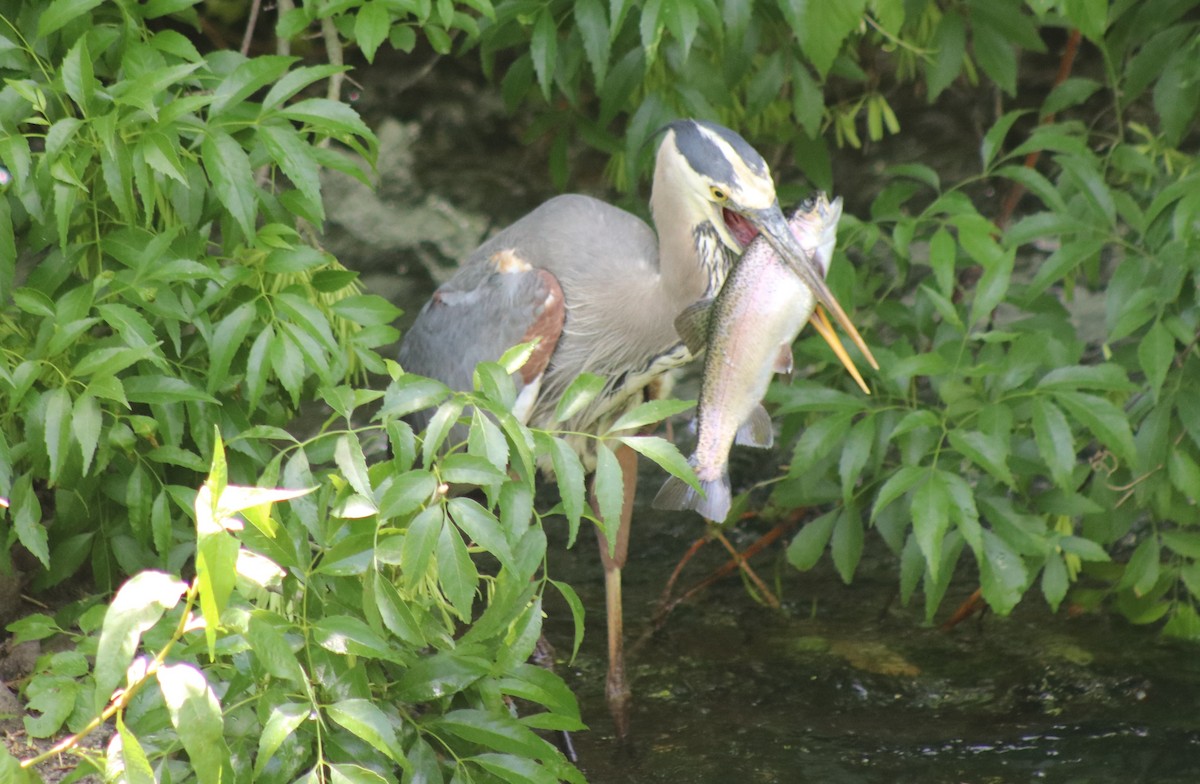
[694,125,777,210]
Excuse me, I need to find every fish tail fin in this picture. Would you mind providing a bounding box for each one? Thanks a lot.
[652,471,732,523]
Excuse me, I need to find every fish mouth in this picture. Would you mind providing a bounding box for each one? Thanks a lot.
[748,203,880,392]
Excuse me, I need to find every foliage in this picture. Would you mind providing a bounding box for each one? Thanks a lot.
[0,0,396,591]
[3,420,593,782]
[767,3,1200,637]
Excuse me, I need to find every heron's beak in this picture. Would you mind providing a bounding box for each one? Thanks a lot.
[750,205,880,389]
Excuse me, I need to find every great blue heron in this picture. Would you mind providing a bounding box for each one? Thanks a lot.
[397,119,875,739]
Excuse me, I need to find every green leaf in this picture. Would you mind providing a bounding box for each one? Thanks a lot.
[1030,398,1076,492]
[313,615,405,663]
[260,124,324,221]
[335,433,375,501]
[423,398,466,465]
[355,0,391,62]
[207,302,256,394]
[530,8,558,100]
[332,294,402,326]
[396,651,489,702]
[1057,154,1116,227]
[786,509,836,570]
[830,509,863,583]
[593,441,624,558]
[980,110,1028,171]
[576,0,610,82]
[947,429,1015,487]
[870,465,925,521]
[247,613,306,684]
[124,374,217,404]
[37,0,104,36]
[201,130,258,238]
[470,753,558,784]
[1119,537,1160,598]
[1041,551,1069,612]
[255,703,311,777]
[971,10,1017,96]
[549,578,586,662]
[327,699,401,762]
[402,505,444,588]
[549,437,586,536]
[911,471,950,581]
[839,416,876,502]
[797,0,867,77]
[380,470,437,518]
[281,98,374,140]
[1062,0,1107,43]
[448,496,512,568]
[209,55,294,118]
[468,409,510,472]
[607,398,694,434]
[156,663,228,784]
[554,373,606,423]
[43,387,72,484]
[616,435,697,490]
[926,10,966,101]
[437,522,479,620]
[94,571,187,713]
[1138,320,1174,395]
[1051,390,1135,465]
[1036,363,1133,392]
[11,474,48,569]
[115,712,156,784]
[437,709,552,761]
[383,375,451,418]
[440,453,507,487]
[978,529,1028,615]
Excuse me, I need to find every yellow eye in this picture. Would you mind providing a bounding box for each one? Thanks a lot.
[709,185,727,202]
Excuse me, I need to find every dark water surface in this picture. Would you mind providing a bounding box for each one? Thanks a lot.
[545,489,1200,783]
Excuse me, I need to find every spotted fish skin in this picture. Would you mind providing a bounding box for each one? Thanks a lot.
[653,194,843,522]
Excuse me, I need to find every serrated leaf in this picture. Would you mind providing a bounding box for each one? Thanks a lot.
[396,651,489,702]
[437,522,479,619]
[1031,397,1076,491]
[948,429,1015,487]
[980,109,1028,171]
[423,398,466,465]
[911,471,949,581]
[926,10,966,101]
[607,398,694,434]
[549,437,586,535]
[593,441,624,558]
[530,8,557,100]
[576,0,610,82]
[870,465,925,521]
[830,509,863,584]
[553,373,606,423]
[402,505,444,588]
[1138,320,1174,395]
[43,387,72,483]
[616,435,697,490]
[260,124,324,221]
[978,529,1028,615]
[1052,390,1135,465]
[37,0,104,36]
[786,510,837,570]
[448,496,512,568]
[247,613,305,684]
[839,416,876,502]
[201,131,258,238]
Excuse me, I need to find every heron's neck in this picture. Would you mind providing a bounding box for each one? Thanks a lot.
[650,175,731,312]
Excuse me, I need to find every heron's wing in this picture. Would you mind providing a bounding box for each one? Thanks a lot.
[398,250,565,429]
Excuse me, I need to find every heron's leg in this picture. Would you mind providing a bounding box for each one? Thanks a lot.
[590,443,637,742]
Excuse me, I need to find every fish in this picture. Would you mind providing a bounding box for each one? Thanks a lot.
[652,193,863,522]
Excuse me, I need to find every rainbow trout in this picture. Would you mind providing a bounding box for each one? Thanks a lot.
[653,193,851,522]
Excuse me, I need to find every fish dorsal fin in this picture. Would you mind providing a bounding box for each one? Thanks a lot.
[674,298,714,355]
[734,404,774,449]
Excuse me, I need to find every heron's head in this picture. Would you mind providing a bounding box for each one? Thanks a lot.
[654,119,881,380]
[655,119,779,253]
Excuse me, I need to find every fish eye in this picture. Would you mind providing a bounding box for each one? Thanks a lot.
[709,185,727,202]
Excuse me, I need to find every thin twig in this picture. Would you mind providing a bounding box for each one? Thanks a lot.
[240,0,262,56]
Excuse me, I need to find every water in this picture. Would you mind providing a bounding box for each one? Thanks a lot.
[544,503,1200,783]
